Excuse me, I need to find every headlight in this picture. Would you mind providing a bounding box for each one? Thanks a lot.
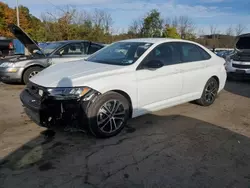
[47,87,91,100]
[0,62,15,67]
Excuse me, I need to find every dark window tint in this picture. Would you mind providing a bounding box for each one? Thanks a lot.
[58,43,86,55]
[88,43,103,54]
[179,42,211,62]
[143,42,181,66]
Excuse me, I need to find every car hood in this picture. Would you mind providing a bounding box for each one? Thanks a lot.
[8,24,45,57]
[30,61,129,87]
[235,33,250,53]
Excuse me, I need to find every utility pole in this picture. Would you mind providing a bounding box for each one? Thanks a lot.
[16,0,20,26]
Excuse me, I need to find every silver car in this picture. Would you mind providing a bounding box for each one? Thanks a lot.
[0,24,105,84]
[225,33,250,79]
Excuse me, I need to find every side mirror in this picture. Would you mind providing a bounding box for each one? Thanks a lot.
[144,60,164,69]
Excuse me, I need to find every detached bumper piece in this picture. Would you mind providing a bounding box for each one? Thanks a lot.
[20,83,88,129]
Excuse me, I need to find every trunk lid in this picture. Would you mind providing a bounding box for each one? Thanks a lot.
[8,24,45,57]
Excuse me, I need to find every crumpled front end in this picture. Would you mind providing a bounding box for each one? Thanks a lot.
[20,82,99,129]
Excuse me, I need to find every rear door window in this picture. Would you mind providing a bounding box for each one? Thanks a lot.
[178,42,211,62]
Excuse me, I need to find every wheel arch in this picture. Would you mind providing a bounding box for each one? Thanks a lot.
[110,89,133,118]
[22,64,44,83]
[211,75,220,86]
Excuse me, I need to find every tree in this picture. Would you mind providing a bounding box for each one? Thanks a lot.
[141,9,163,37]
[92,9,113,34]
[165,16,195,40]
[0,2,16,37]
[162,25,180,39]
[226,25,234,36]
[235,23,246,36]
[209,25,220,48]
[224,25,235,48]
[209,25,218,35]
[127,19,143,37]
[178,16,194,39]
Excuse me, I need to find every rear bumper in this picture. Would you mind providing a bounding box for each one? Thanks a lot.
[0,67,23,82]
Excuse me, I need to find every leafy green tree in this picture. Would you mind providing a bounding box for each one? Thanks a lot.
[141,9,163,37]
[162,25,181,39]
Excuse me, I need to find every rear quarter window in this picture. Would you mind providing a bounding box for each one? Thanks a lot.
[197,46,211,60]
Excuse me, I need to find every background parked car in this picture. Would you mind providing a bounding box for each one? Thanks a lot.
[0,24,105,84]
[216,50,234,59]
[225,33,250,79]
[38,42,51,49]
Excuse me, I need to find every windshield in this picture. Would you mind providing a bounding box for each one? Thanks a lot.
[43,42,65,55]
[86,42,153,65]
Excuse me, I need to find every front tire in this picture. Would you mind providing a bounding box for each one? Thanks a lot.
[87,92,130,138]
[196,77,219,106]
[23,66,43,84]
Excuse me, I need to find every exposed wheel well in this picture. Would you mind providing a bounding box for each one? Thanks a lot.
[111,90,133,118]
[211,75,219,86]
[22,65,44,83]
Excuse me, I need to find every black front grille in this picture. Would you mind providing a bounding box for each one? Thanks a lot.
[232,63,250,69]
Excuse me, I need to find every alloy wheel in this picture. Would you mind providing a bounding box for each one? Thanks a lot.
[97,100,126,134]
[29,71,39,78]
[205,80,218,103]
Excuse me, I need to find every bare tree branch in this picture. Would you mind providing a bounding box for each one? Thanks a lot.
[178,16,195,39]
[235,23,246,36]
[209,25,218,35]
[226,25,234,36]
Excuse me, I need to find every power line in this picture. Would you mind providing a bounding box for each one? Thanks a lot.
[43,0,68,13]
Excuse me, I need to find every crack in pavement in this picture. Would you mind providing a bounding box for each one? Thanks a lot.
[84,149,100,185]
[88,132,172,151]
[97,143,172,187]
[96,127,197,186]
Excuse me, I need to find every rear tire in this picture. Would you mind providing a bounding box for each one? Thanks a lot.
[23,66,43,84]
[87,92,130,138]
[196,77,219,106]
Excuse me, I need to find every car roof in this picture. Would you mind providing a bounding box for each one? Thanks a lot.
[118,38,190,44]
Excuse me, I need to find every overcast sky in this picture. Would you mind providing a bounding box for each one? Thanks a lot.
[6,0,250,34]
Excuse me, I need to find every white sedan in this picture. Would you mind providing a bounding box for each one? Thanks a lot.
[20,38,227,138]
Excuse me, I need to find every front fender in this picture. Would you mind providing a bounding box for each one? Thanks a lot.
[23,60,48,69]
[85,73,138,111]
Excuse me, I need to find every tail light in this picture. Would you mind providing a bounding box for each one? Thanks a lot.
[8,42,14,50]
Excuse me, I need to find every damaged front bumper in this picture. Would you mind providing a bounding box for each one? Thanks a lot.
[20,82,99,129]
